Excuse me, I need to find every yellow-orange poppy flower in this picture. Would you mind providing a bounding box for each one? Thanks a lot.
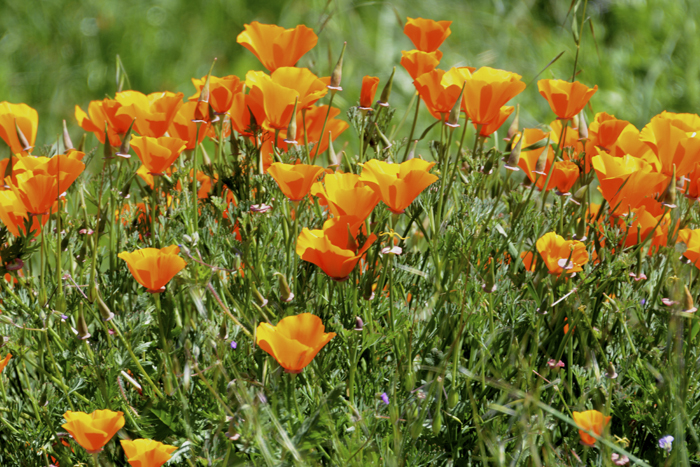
[267,162,325,201]
[400,50,443,81]
[229,92,267,136]
[61,409,125,454]
[639,111,700,178]
[541,160,580,193]
[248,68,327,112]
[616,199,674,256]
[537,79,597,120]
[296,215,378,281]
[311,172,380,220]
[359,76,380,110]
[0,190,46,236]
[113,91,184,138]
[256,313,336,373]
[677,228,700,268]
[296,105,349,156]
[476,106,514,137]
[0,353,11,373]
[403,17,452,53]
[130,135,187,175]
[513,128,555,182]
[189,74,244,115]
[535,232,589,275]
[359,158,438,214]
[168,101,210,150]
[75,100,122,146]
[120,439,178,467]
[0,102,38,155]
[414,69,463,121]
[462,67,526,125]
[246,73,300,131]
[236,22,318,72]
[572,410,610,446]
[118,245,187,293]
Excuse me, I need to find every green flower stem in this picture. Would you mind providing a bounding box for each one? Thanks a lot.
[191,123,202,233]
[312,92,335,160]
[154,293,175,395]
[301,109,310,163]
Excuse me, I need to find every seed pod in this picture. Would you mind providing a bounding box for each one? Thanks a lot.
[378,67,396,107]
[328,42,346,92]
[76,305,91,340]
[446,83,465,128]
[97,295,114,321]
[447,389,459,409]
[504,133,522,171]
[275,272,294,303]
[432,410,443,435]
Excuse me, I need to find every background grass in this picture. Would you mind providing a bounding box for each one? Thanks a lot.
[1,0,699,147]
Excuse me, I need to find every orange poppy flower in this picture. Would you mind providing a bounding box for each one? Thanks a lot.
[236,22,318,72]
[0,102,38,155]
[248,68,327,112]
[677,228,700,268]
[607,124,656,163]
[541,160,580,193]
[296,105,349,156]
[189,75,244,115]
[0,190,46,236]
[256,313,336,373]
[113,91,184,138]
[130,136,187,175]
[61,409,125,454]
[572,410,610,446]
[535,232,589,275]
[537,79,598,120]
[267,162,325,202]
[616,199,674,255]
[311,172,380,220]
[229,92,267,136]
[189,169,217,199]
[75,100,122,146]
[359,158,438,214]
[118,245,187,293]
[0,353,11,373]
[168,101,210,150]
[400,50,443,80]
[359,76,380,110]
[475,106,514,137]
[639,111,700,178]
[520,251,537,272]
[403,17,452,53]
[414,69,463,121]
[550,119,583,154]
[513,128,555,182]
[246,73,300,131]
[462,67,526,125]
[591,152,667,214]
[120,439,178,467]
[682,163,700,199]
[101,98,137,138]
[587,112,630,152]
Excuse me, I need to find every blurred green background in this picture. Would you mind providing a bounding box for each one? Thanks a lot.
[1,0,698,147]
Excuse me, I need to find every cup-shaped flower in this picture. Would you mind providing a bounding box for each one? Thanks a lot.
[256,313,336,373]
[311,172,380,221]
[0,102,38,155]
[75,100,123,146]
[639,111,700,178]
[475,106,514,137]
[120,439,178,467]
[572,410,610,446]
[403,17,452,53]
[359,158,438,214]
[678,228,700,268]
[113,91,184,138]
[513,128,554,181]
[267,162,325,202]
[463,67,526,125]
[0,353,11,373]
[130,135,187,175]
[538,80,598,120]
[168,102,210,150]
[296,215,378,281]
[617,199,674,256]
[400,50,442,80]
[0,190,46,236]
[246,73,300,131]
[414,69,463,121]
[536,232,589,275]
[118,245,187,293]
[189,75,244,115]
[11,153,86,192]
[62,409,125,454]
[359,76,380,110]
[542,160,580,193]
[236,22,318,72]
[248,68,327,112]
[296,105,349,156]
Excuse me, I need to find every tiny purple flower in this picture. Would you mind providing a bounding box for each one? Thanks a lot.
[659,435,674,453]
[230,340,237,350]
[381,393,390,405]
[60,314,68,321]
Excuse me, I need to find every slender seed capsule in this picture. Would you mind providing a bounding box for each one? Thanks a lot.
[377,67,396,107]
[328,42,346,93]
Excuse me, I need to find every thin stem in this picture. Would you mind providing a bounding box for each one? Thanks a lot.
[402,93,421,162]
[313,93,336,159]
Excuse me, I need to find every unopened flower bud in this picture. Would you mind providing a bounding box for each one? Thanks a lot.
[275,272,294,303]
[76,305,91,340]
[446,83,465,128]
[373,123,393,151]
[354,316,364,331]
[328,42,346,93]
[505,104,520,142]
[377,67,396,107]
[283,98,298,144]
[661,165,677,208]
[14,119,32,152]
[533,136,551,175]
[116,119,135,158]
[97,295,114,322]
[252,285,268,308]
[504,133,522,171]
[684,285,696,313]
[62,120,74,150]
[578,110,588,141]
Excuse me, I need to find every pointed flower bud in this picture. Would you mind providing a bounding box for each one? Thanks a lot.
[505,104,520,142]
[533,136,551,175]
[62,120,74,150]
[661,165,677,208]
[116,119,136,158]
[252,284,268,308]
[377,67,396,107]
[275,272,294,303]
[283,98,298,144]
[76,306,91,340]
[97,295,114,322]
[446,83,465,128]
[683,285,697,313]
[14,119,32,152]
[578,110,588,141]
[504,132,522,171]
[328,42,347,93]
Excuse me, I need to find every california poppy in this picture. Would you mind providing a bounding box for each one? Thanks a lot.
[246,73,300,131]
[682,163,700,199]
[542,160,580,193]
[462,67,526,125]
[189,75,244,115]
[120,439,178,467]
[311,172,380,220]
[229,92,267,136]
[414,69,463,121]
[359,76,380,110]
[587,112,630,153]
[296,105,349,156]
[168,101,210,150]
[537,79,597,120]
[677,228,700,268]
[0,190,45,236]
[113,91,184,138]
[118,245,187,293]
[535,231,589,275]
[639,111,700,178]
[256,313,336,373]
[75,100,122,146]
[572,410,611,446]
[130,135,187,175]
[0,353,11,373]
[359,158,438,214]
[475,106,514,137]
[616,199,674,255]
[248,68,327,112]
[403,17,452,53]
[0,102,38,155]
[62,409,125,454]
[400,50,443,80]
[513,128,555,183]
[267,162,325,202]
[237,22,318,72]
[296,215,378,281]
